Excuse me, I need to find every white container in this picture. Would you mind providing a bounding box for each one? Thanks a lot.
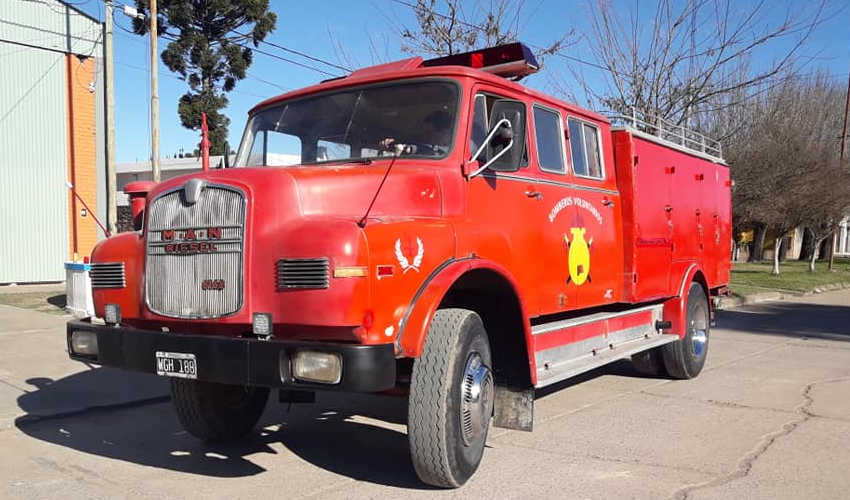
[65,262,94,317]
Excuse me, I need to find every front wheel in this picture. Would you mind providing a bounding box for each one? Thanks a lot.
[170,379,269,442]
[408,309,494,488]
[662,283,710,379]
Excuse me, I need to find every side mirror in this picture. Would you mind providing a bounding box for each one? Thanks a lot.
[223,142,231,168]
[467,99,526,178]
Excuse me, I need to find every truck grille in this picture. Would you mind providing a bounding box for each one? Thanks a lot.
[90,262,125,288]
[145,184,245,318]
[277,258,329,289]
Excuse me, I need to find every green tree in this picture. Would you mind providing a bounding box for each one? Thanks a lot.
[132,0,277,154]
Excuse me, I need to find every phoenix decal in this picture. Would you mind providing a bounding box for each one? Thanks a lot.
[395,237,424,273]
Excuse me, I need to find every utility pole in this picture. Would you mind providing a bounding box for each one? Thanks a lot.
[150,0,161,182]
[104,0,117,234]
[829,67,850,271]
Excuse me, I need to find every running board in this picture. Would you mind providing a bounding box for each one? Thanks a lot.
[534,333,679,388]
[532,304,677,388]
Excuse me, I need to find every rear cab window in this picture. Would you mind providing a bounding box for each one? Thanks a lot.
[568,117,605,179]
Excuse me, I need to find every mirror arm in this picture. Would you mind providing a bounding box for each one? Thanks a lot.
[468,138,513,178]
[467,118,513,178]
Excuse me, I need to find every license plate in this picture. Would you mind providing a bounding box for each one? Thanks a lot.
[155,351,198,379]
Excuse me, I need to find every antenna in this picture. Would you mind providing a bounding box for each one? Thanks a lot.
[357,147,406,228]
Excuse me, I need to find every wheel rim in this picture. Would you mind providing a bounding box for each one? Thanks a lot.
[690,301,708,357]
[459,353,494,447]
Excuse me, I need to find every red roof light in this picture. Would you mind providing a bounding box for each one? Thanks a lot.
[422,43,539,79]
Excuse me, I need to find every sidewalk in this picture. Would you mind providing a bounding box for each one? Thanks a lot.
[0,304,168,430]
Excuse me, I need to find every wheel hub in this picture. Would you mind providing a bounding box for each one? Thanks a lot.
[460,353,494,447]
[690,303,708,356]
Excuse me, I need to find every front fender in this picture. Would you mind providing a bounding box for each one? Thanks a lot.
[395,258,536,384]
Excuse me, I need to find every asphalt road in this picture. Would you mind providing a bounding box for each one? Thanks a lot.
[1,289,849,499]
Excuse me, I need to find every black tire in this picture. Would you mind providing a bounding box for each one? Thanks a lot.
[408,309,494,488]
[170,379,269,442]
[631,346,668,377]
[662,283,710,379]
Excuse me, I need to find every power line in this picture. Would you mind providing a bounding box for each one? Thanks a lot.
[233,30,352,73]
[387,0,619,75]
[248,44,342,78]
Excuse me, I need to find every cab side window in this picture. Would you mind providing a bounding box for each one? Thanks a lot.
[469,94,488,157]
[568,118,604,179]
[533,105,566,174]
[469,92,528,166]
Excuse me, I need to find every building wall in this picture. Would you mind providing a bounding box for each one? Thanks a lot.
[0,1,102,283]
[66,54,100,260]
[0,45,70,282]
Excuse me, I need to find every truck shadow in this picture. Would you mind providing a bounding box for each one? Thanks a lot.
[14,367,427,488]
[716,302,850,340]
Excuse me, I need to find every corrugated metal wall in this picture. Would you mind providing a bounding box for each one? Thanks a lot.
[0,43,69,283]
[0,1,102,283]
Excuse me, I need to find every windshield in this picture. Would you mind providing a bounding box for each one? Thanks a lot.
[234,80,459,167]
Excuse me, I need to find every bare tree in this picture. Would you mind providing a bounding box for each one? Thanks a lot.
[395,0,572,59]
[572,0,826,127]
[724,73,850,274]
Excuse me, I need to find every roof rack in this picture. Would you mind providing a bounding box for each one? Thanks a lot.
[604,107,724,163]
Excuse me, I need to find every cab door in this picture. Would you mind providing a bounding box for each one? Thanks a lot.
[458,88,543,315]
[528,104,576,314]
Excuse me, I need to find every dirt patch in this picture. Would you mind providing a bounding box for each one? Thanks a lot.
[0,292,68,315]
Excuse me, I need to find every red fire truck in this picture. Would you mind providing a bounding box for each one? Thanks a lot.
[67,43,730,487]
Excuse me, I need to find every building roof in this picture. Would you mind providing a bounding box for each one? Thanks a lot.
[116,155,233,174]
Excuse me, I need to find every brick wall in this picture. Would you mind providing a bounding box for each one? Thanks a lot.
[66,55,99,259]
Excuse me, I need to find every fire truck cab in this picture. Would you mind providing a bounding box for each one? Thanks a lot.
[67,43,731,487]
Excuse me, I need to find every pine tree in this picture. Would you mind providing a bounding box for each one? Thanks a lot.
[132,0,277,154]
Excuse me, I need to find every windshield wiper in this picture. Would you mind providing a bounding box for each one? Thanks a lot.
[304,157,374,166]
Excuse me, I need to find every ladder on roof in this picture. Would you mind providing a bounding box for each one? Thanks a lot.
[604,107,724,163]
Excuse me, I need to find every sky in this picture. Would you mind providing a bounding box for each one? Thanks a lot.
[68,0,850,163]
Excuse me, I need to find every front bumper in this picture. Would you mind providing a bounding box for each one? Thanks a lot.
[67,318,396,392]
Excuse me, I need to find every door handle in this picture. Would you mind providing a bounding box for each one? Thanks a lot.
[602,197,614,207]
[525,190,542,200]
[664,205,673,212]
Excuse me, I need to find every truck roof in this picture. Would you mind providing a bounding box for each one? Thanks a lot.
[249,57,608,125]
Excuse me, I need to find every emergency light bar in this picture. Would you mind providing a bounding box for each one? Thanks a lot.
[422,43,539,79]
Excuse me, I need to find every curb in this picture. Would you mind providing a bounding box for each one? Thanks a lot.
[719,281,850,310]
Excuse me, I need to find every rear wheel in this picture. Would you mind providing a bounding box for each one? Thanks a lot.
[408,309,494,488]
[662,283,710,379]
[170,379,269,442]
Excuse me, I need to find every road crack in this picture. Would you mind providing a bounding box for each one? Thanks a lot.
[669,376,850,500]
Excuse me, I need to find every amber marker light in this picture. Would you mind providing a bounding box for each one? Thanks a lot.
[333,266,368,278]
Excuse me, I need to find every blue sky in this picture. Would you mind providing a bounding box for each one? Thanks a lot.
[72,0,850,163]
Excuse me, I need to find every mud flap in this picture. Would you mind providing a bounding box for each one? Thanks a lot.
[493,386,533,431]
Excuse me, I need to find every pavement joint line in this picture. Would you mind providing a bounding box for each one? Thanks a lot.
[495,439,717,477]
[14,395,171,428]
[0,328,57,336]
[669,375,850,500]
[0,378,32,393]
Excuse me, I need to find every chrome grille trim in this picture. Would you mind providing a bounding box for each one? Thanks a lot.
[90,262,126,288]
[277,258,330,290]
[145,183,246,319]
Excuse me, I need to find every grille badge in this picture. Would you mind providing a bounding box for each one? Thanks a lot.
[183,178,206,205]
